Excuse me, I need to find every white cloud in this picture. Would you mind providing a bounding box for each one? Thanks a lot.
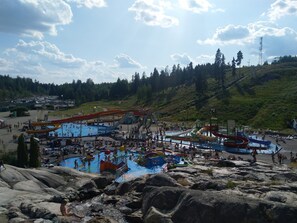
[170,53,194,65]
[179,0,213,14]
[196,54,215,64]
[266,0,297,21]
[129,0,179,28]
[0,0,73,38]
[197,21,297,62]
[4,40,86,68]
[0,40,125,84]
[112,54,145,69]
[66,0,107,8]
[197,22,297,46]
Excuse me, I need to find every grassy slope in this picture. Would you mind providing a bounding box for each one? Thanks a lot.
[51,62,297,132]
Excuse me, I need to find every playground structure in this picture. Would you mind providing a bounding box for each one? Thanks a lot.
[166,123,277,154]
[26,109,151,135]
[196,127,217,142]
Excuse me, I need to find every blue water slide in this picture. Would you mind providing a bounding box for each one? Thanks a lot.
[237,132,271,146]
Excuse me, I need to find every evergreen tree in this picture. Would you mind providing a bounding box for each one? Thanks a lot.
[232,57,236,77]
[214,49,226,90]
[29,136,40,168]
[236,50,243,66]
[17,134,28,167]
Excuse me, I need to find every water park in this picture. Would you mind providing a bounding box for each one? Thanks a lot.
[26,109,283,182]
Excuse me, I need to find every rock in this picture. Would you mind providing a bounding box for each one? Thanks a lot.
[142,186,297,223]
[78,188,101,200]
[118,206,133,215]
[0,178,10,188]
[86,216,118,223]
[145,173,179,187]
[8,217,27,223]
[130,177,146,193]
[272,172,297,182]
[244,172,268,182]
[13,180,43,193]
[7,206,27,220]
[263,191,297,206]
[33,218,54,223]
[144,206,172,223]
[142,186,183,215]
[125,210,143,223]
[190,180,226,190]
[104,184,117,195]
[23,169,66,188]
[217,160,236,167]
[93,173,115,189]
[79,180,97,191]
[103,196,119,205]
[78,180,102,200]
[0,166,27,186]
[20,202,57,220]
[125,199,142,209]
[116,182,131,195]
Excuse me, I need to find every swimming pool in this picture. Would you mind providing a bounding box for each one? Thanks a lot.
[60,150,163,182]
[49,123,115,138]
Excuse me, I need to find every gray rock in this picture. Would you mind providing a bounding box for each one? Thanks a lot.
[145,173,179,187]
[144,206,172,223]
[143,186,297,223]
[13,180,43,193]
[116,181,131,195]
[272,172,297,182]
[190,180,226,190]
[125,210,143,223]
[8,217,27,223]
[93,173,115,189]
[0,166,27,186]
[104,184,117,195]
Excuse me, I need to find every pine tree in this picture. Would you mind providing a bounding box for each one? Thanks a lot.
[29,136,40,168]
[236,51,243,66]
[232,57,236,77]
[17,134,28,167]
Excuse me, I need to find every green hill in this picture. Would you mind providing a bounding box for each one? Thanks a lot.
[2,61,297,133]
[58,62,297,132]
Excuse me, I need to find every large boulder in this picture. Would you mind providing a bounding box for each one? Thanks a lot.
[0,167,27,186]
[93,173,115,189]
[13,180,43,193]
[145,173,179,187]
[142,187,297,223]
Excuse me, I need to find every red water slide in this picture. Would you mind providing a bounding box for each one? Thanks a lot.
[33,109,148,126]
[27,109,149,134]
[211,131,249,148]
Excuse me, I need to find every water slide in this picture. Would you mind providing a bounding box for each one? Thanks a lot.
[26,125,61,134]
[196,127,217,142]
[211,131,249,148]
[27,109,148,134]
[237,132,271,146]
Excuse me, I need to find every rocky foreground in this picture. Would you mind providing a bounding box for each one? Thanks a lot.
[1,160,297,223]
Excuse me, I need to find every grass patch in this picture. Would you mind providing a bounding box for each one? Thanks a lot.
[226,180,237,189]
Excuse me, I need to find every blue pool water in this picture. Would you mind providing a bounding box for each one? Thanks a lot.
[49,123,115,138]
[60,151,163,182]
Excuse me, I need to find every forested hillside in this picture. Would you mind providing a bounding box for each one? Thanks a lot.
[1,54,297,131]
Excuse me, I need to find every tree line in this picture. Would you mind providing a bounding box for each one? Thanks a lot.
[1,51,294,105]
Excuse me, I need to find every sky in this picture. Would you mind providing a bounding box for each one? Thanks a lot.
[0,0,297,84]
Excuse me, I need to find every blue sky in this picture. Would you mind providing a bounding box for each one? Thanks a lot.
[0,0,296,84]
